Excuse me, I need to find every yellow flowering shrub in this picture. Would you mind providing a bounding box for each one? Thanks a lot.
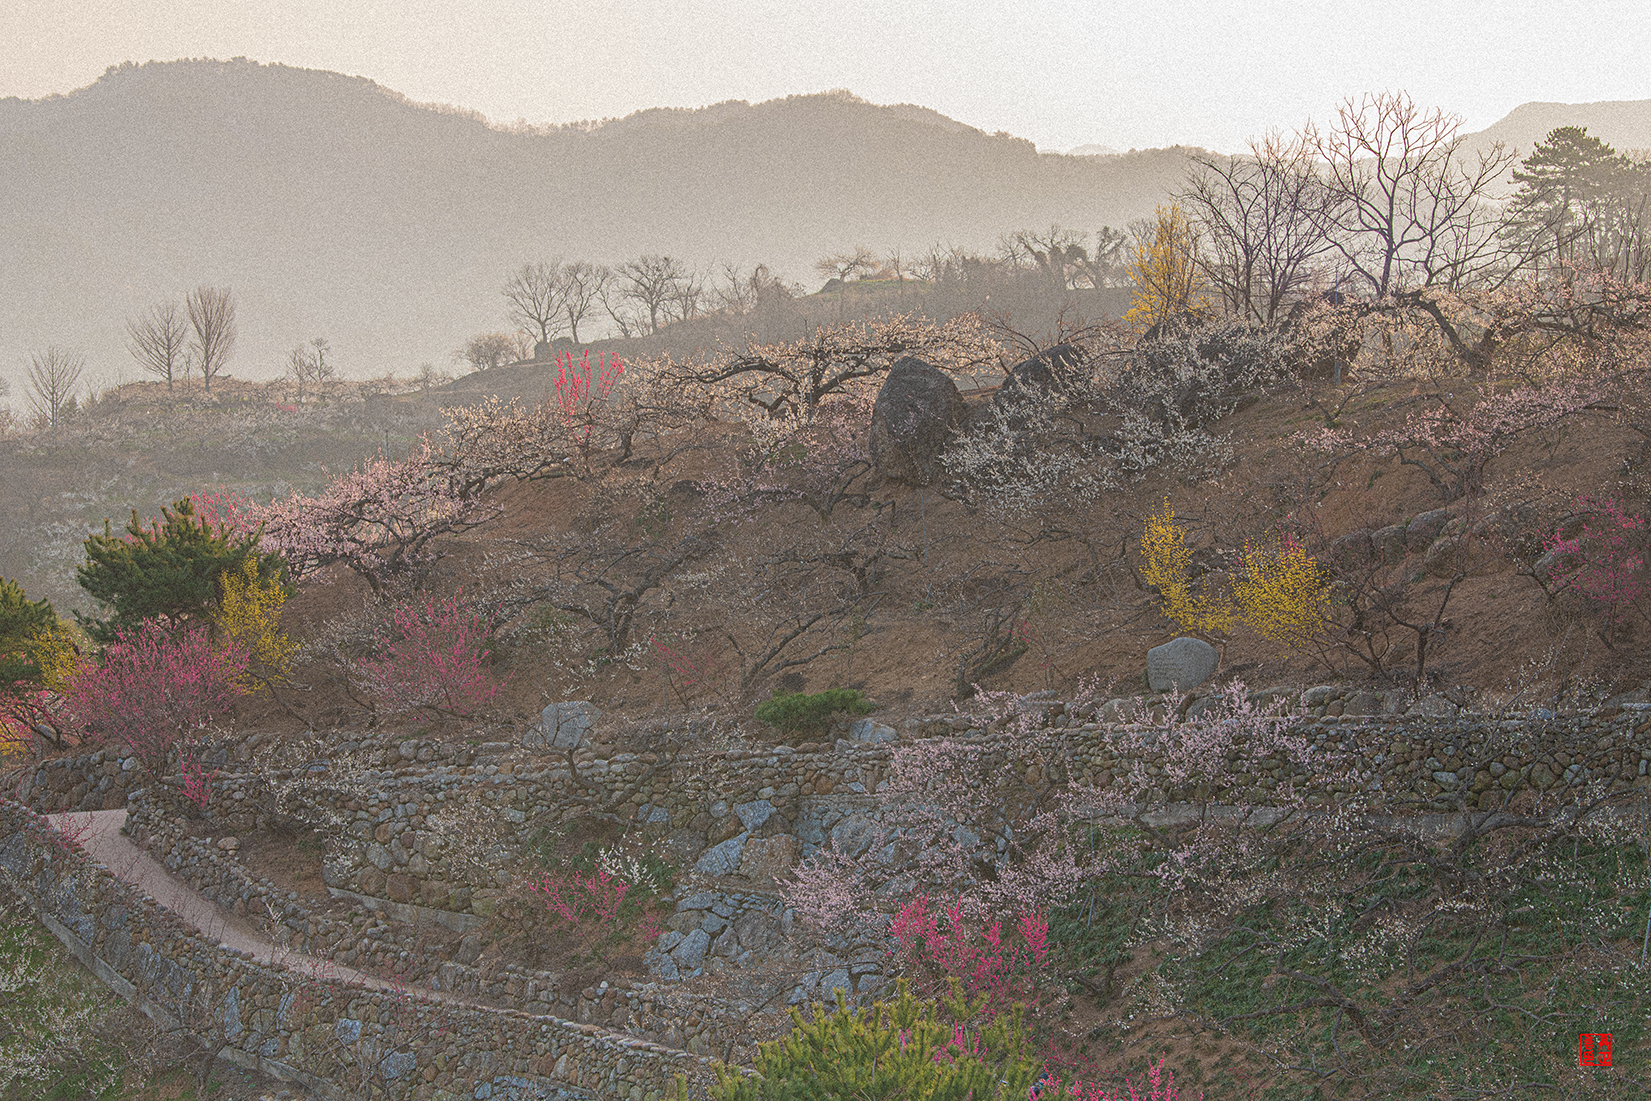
[1140,501,1234,636]
[214,558,298,687]
[1232,535,1332,648]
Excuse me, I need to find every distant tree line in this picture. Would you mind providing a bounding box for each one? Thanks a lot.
[1170,92,1651,328]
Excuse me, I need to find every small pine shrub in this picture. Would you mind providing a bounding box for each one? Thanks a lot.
[754,687,874,736]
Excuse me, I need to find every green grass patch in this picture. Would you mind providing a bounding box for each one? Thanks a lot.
[0,900,133,1099]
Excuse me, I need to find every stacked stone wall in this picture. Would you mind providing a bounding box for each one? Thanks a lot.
[0,800,721,1101]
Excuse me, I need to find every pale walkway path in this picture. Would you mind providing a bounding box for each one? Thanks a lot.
[45,809,396,992]
[39,808,682,1056]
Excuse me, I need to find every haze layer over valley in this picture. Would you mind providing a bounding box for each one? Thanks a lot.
[0,58,1200,387]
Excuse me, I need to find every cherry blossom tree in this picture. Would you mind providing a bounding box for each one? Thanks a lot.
[252,440,498,595]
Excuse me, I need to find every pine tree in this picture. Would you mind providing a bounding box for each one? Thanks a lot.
[0,577,77,751]
[1504,127,1628,276]
[76,498,286,644]
[708,981,1038,1101]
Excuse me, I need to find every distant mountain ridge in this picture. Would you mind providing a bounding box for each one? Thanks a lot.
[0,59,1197,388]
[1461,98,1651,159]
[7,59,1646,394]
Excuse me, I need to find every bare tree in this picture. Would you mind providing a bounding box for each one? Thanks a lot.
[1005,226,1088,291]
[813,247,878,319]
[285,337,333,403]
[503,260,569,350]
[710,262,798,320]
[885,247,909,283]
[812,247,879,288]
[184,285,236,392]
[560,261,608,343]
[24,346,83,430]
[1180,131,1344,322]
[1315,92,1515,296]
[914,244,1002,291]
[608,255,691,335]
[456,332,517,373]
[664,264,706,325]
[1071,227,1130,289]
[124,302,190,391]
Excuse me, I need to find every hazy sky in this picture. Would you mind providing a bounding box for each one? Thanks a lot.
[4,0,1650,152]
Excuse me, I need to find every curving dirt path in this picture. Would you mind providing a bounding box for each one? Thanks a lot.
[45,809,402,991]
[41,810,707,1048]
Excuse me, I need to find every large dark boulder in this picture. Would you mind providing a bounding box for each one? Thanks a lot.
[999,343,1084,397]
[991,344,1087,430]
[869,356,968,485]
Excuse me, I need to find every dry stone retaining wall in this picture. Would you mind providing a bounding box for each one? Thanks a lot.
[0,800,721,1101]
[48,695,1651,930]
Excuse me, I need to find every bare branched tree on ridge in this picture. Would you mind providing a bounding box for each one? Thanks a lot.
[185,285,236,392]
[125,301,191,391]
[24,345,83,431]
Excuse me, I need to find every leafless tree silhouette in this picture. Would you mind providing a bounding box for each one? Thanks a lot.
[125,301,191,391]
[185,285,236,392]
[24,346,83,430]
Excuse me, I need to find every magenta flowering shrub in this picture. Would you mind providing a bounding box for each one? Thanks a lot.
[188,487,261,537]
[1031,1060,1195,1101]
[179,747,214,811]
[355,592,502,717]
[66,619,246,771]
[1543,494,1648,638]
[530,866,661,963]
[889,894,1051,1015]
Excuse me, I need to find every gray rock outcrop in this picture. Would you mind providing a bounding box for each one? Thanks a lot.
[868,357,968,485]
[525,701,598,750]
[994,344,1084,409]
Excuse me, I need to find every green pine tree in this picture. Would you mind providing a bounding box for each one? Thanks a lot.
[75,498,286,644]
[1504,126,1643,277]
[0,577,60,690]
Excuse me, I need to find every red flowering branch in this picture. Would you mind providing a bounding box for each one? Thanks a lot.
[530,867,660,962]
[180,747,215,811]
[889,893,1051,1017]
[553,349,625,449]
[1544,494,1648,641]
[65,619,246,772]
[355,592,503,717]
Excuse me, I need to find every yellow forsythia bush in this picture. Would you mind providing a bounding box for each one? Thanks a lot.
[1232,534,1332,647]
[1141,501,1234,636]
[214,558,298,686]
[1142,503,1331,650]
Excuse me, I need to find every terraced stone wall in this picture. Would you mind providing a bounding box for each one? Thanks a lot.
[0,800,721,1101]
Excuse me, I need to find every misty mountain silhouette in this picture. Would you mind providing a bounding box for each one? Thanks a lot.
[8,59,1648,390]
[0,59,1197,385]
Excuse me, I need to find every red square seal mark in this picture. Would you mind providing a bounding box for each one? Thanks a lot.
[1580,1033,1613,1067]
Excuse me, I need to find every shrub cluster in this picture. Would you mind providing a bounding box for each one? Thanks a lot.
[753,688,875,736]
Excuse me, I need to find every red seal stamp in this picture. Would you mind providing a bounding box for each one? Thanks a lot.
[1580,1033,1613,1067]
